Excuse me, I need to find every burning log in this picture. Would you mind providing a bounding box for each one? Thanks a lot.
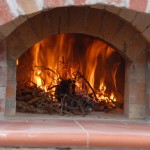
[55,79,75,101]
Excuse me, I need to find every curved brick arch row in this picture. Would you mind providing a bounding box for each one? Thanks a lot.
[6,7,147,61]
[4,7,148,119]
[0,0,149,26]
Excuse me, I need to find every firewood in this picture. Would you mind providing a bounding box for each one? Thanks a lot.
[16,61,124,116]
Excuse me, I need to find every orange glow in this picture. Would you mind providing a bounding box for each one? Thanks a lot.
[16,59,19,66]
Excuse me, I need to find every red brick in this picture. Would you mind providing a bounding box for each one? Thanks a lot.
[74,0,86,5]
[44,0,66,8]
[105,0,122,5]
[0,0,15,25]
[16,0,41,14]
[129,0,147,12]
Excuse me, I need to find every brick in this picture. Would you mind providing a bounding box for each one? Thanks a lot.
[146,90,150,118]
[0,99,5,112]
[74,0,86,5]
[0,87,6,99]
[128,83,145,104]
[50,8,68,27]
[4,100,16,116]
[12,15,27,27]
[112,24,137,51]
[119,8,137,22]
[127,63,146,83]
[0,38,6,67]
[125,63,146,83]
[105,5,120,14]
[100,12,124,41]
[148,49,150,67]
[6,34,27,59]
[0,112,4,119]
[27,11,42,19]
[85,8,104,36]
[68,7,89,33]
[143,26,150,43]
[132,13,150,32]
[16,0,43,14]
[7,65,16,81]
[146,64,150,89]
[146,94,150,117]
[7,57,16,67]
[0,67,7,86]
[44,0,66,8]
[129,104,145,118]
[126,36,147,62]
[0,21,16,37]
[124,62,131,84]
[146,92,150,102]
[6,20,40,59]
[44,7,69,34]
[6,81,16,100]
[13,20,39,51]
[42,11,59,36]
[129,0,148,13]
[124,101,129,116]
[0,0,15,25]
[90,4,105,10]
[124,85,129,114]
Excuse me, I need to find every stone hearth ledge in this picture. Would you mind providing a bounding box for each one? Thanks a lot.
[0,119,150,149]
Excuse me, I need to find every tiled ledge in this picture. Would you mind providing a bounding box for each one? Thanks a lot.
[0,118,150,149]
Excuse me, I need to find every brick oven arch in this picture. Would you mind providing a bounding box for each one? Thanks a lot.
[4,7,148,118]
[6,7,147,60]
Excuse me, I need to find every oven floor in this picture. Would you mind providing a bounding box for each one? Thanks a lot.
[8,111,125,121]
[1,112,150,149]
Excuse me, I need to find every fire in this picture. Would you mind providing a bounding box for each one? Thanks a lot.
[33,70,42,87]
[17,34,124,111]
[16,59,19,66]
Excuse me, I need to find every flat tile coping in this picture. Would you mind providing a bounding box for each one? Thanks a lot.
[0,119,150,149]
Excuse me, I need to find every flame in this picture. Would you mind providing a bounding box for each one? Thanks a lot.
[34,75,42,87]
[16,59,19,66]
[44,86,47,92]
[18,34,124,107]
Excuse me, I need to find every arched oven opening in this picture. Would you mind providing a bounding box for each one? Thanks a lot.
[16,33,125,116]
